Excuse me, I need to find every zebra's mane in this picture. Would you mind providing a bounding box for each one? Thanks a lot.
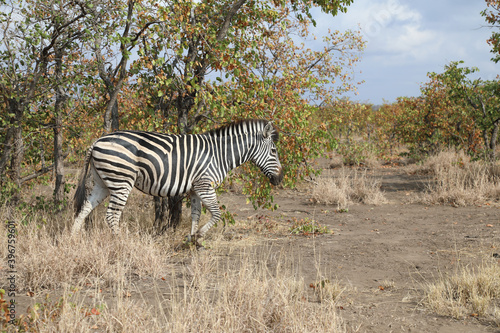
[204,119,279,143]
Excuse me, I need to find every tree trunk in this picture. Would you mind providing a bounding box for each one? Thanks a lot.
[3,96,25,204]
[9,120,24,205]
[488,119,499,161]
[153,196,168,234]
[53,47,66,207]
[103,91,120,133]
[53,112,65,205]
[154,195,183,234]
[0,127,15,180]
[111,99,119,132]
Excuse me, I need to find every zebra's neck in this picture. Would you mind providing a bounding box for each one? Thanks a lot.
[206,122,262,176]
[212,132,254,174]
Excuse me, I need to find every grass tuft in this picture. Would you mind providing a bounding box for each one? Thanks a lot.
[311,168,387,210]
[423,258,500,322]
[414,149,500,206]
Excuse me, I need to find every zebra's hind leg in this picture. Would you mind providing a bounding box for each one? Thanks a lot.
[72,180,109,234]
[188,192,202,243]
[105,188,133,234]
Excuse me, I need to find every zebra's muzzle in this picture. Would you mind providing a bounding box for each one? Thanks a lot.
[269,167,283,186]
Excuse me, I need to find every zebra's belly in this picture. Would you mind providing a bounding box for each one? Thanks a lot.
[133,171,193,197]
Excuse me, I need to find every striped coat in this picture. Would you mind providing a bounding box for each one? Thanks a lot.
[72,119,283,241]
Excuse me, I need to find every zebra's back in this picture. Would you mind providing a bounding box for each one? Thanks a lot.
[91,130,212,197]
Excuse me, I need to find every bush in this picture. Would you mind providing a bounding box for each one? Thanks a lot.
[415,150,500,206]
[311,169,386,210]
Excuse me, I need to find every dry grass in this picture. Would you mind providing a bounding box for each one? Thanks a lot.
[19,227,170,292]
[0,201,347,332]
[311,168,387,210]
[423,257,500,323]
[6,249,346,332]
[413,149,500,206]
[164,250,346,332]
[0,197,170,293]
[12,287,166,332]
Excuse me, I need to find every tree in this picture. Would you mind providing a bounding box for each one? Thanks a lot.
[130,0,364,232]
[0,0,364,233]
[482,0,500,63]
[0,0,91,203]
[434,61,500,160]
[381,62,498,160]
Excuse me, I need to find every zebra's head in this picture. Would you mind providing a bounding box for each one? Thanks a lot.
[252,121,283,186]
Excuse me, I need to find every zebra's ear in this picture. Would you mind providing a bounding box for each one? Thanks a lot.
[262,122,274,139]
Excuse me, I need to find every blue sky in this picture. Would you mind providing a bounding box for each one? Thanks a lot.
[309,0,498,105]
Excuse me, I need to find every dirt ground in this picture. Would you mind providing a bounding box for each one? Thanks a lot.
[8,163,500,332]
[217,165,500,332]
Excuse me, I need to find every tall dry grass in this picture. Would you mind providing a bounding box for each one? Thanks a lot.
[0,201,347,332]
[423,257,500,323]
[311,168,387,210]
[0,198,170,292]
[414,149,500,206]
[163,250,346,332]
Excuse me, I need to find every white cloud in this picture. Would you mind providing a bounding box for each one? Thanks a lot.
[341,0,441,64]
[345,0,421,32]
[309,0,498,104]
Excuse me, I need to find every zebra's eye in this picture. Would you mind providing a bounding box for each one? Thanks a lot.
[270,147,277,156]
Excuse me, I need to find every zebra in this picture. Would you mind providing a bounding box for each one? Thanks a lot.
[71,119,283,242]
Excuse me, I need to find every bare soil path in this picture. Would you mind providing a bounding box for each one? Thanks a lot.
[221,166,500,332]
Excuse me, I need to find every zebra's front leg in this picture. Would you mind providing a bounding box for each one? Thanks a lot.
[188,192,202,244]
[196,204,221,241]
[195,189,221,241]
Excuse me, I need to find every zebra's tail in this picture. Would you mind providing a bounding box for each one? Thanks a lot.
[74,146,93,216]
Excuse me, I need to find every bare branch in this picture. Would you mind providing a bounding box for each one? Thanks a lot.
[305,45,342,73]
[216,0,247,41]
[20,164,54,184]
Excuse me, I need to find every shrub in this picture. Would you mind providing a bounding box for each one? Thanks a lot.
[416,150,500,206]
[423,259,500,321]
[311,169,387,210]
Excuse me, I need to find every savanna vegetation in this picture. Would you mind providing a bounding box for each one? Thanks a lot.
[0,0,364,225]
[2,0,500,331]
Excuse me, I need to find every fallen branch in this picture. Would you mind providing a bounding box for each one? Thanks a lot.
[20,164,54,184]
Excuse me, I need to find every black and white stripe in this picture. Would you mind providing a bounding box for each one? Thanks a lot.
[72,119,283,240]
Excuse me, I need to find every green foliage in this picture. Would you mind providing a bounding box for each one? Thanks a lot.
[337,141,380,166]
[354,61,500,161]
[15,184,73,224]
[0,179,19,205]
[219,204,237,226]
[433,61,500,160]
[0,289,10,324]
[482,1,500,63]
[289,217,331,236]
[1,0,365,226]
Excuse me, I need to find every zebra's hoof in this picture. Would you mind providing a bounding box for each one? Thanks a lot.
[184,234,198,246]
[195,237,206,249]
[183,234,205,250]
